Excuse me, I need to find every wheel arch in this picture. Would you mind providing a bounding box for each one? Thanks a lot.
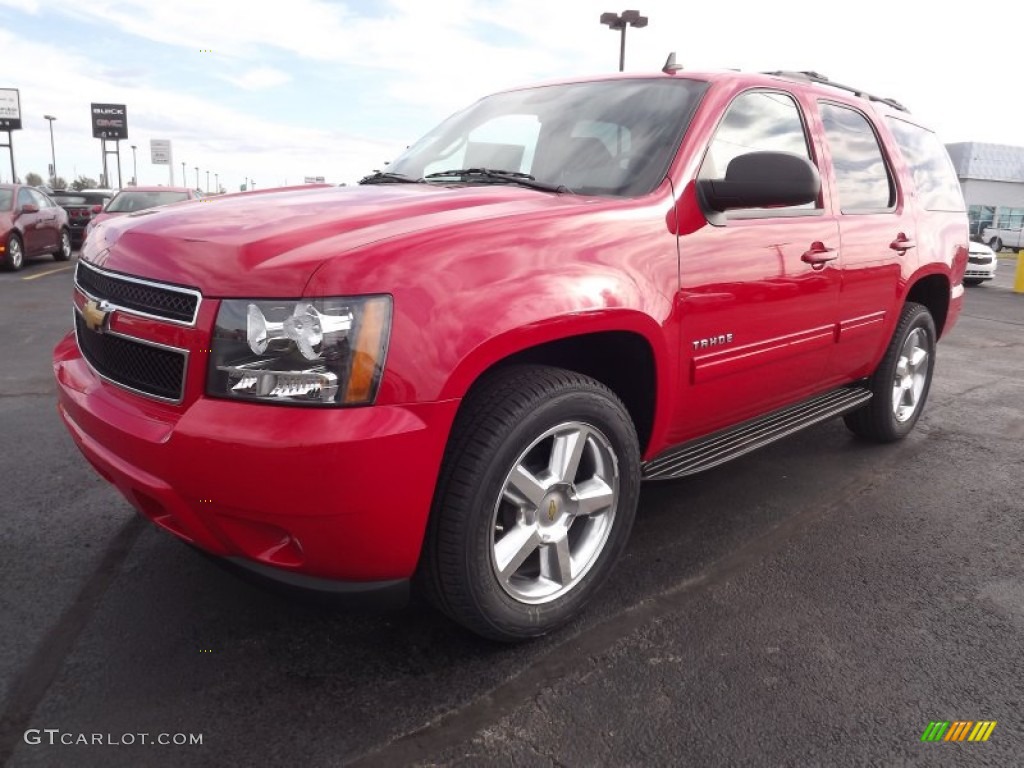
[439,312,670,456]
[904,270,951,337]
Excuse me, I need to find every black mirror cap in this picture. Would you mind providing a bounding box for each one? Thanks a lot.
[697,151,821,215]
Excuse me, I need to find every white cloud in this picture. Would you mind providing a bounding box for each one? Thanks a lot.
[221,67,292,91]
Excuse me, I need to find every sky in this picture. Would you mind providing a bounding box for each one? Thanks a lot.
[0,0,1017,191]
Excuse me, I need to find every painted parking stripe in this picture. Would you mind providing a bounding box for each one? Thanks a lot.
[21,265,74,281]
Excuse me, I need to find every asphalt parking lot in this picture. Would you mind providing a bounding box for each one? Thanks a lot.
[1,254,1022,767]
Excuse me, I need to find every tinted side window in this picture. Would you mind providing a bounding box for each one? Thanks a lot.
[820,103,895,213]
[886,118,965,212]
[699,90,818,213]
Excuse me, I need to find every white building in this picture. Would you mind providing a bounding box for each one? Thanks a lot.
[946,142,1024,237]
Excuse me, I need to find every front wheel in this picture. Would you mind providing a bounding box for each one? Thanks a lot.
[844,302,936,442]
[4,234,24,271]
[53,228,72,261]
[419,365,641,641]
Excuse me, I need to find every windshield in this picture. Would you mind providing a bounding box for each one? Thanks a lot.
[387,78,708,197]
[106,190,190,213]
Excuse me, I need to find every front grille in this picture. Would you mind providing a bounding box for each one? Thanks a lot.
[75,312,186,401]
[968,255,992,265]
[76,261,200,324]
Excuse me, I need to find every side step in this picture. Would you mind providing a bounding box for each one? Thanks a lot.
[642,386,872,481]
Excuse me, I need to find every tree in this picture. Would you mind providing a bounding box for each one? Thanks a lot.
[70,175,99,191]
[25,172,43,186]
[52,176,68,190]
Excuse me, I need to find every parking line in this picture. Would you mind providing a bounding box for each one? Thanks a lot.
[21,265,74,281]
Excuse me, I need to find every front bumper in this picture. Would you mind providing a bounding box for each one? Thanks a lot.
[54,331,459,585]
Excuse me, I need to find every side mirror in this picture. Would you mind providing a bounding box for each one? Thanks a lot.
[19,203,40,214]
[697,151,820,215]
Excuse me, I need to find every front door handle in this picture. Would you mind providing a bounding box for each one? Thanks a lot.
[801,242,838,268]
[890,234,916,251]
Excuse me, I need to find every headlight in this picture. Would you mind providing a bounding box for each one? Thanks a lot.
[207,296,391,406]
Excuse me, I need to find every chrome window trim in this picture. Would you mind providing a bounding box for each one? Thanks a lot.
[75,260,203,327]
[72,306,190,405]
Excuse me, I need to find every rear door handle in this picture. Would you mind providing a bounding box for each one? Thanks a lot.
[890,235,916,251]
[801,242,838,267]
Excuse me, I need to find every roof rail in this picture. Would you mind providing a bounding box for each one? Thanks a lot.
[762,70,908,113]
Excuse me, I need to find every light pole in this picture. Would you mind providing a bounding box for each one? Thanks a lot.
[43,115,57,187]
[206,170,210,194]
[130,144,137,185]
[215,173,219,194]
[194,166,199,191]
[181,161,186,186]
[600,10,648,71]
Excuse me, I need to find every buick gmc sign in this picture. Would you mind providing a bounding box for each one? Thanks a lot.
[91,103,128,139]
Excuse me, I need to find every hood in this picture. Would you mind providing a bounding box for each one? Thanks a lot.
[82,184,593,296]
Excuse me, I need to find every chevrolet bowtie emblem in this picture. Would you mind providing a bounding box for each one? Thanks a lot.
[82,299,111,333]
[548,499,557,522]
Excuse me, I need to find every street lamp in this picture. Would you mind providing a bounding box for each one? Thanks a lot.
[194,166,199,191]
[206,170,210,193]
[43,115,57,186]
[600,10,648,72]
[130,144,137,185]
[215,172,219,194]
[181,161,186,186]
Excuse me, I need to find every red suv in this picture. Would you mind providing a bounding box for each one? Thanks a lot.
[54,68,967,640]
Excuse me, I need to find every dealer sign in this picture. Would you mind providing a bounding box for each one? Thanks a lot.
[0,88,22,130]
[91,103,128,140]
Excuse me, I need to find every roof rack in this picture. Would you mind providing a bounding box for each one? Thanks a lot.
[762,70,908,113]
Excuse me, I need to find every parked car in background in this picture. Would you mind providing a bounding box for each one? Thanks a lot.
[49,189,115,249]
[84,186,200,241]
[981,225,1024,252]
[965,240,998,285]
[1,183,72,270]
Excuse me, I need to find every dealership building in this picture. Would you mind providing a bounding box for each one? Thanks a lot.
[946,142,1024,236]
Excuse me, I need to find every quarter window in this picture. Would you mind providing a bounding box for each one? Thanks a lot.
[699,90,818,214]
[885,117,965,212]
[819,103,895,213]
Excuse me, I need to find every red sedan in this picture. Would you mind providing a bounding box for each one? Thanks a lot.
[0,183,72,270]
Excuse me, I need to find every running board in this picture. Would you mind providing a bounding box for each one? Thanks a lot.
[642,386,872,481]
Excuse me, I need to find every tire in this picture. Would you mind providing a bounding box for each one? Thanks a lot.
[844,302,936,442]
[53,228,72,261]
[989,237,1002,252]
[419,365,641,641]
[4,233,24,271]
[963,278,984,287]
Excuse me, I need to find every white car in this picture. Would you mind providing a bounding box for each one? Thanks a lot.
[965,241,998,286]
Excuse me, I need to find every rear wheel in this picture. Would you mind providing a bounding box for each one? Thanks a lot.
[419,365,641,641]
[844,302,936,442]
[989,237,1003,252]
[53,228,72,261]
[4,233,24,271]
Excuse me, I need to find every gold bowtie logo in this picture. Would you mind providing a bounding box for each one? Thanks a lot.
[547,499,557,522]
[82,299,110,333]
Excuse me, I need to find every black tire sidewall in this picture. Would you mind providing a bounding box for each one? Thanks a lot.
[54,229,71,261]
[454,382,640,639]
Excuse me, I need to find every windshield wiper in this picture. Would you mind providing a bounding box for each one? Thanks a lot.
[423,168,569,194]
[358,170,424,185]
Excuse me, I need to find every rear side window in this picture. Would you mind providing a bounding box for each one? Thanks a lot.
[699,89,819,214]
[819,102,895,213]
[885,118,965,212]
